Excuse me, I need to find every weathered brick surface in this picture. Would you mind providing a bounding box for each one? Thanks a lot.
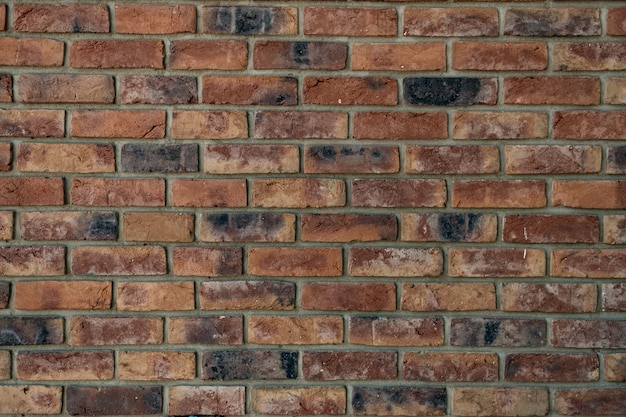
[402,213,497,242]
[121,76,197,104]
[505,354,599,382]
[254,41,347,70]
[0,282,9,308]
[452,42,548,71]
[303,351,396,380]
[302,283,396,311]
[18,74,115,103]
[403,352,498,382]
[21,211,118,241]
[170,40,247,70]
[605,78,626,105]
[349,317,444,346]
[200,281,295,310]
[254,111,347,139]
[71,40,164,69]
[115,4,195,34]
[505,145,601,174]
[203,76,296,105]
[15,281,112,310]
[553,42,626,71]
[70,317,163,346]
[305,77,397,106]
[304,7,396,37]
[553,181,626,208]
[349,248,443,277]
[203,6,297,35]
[454,112,548,140]
[0,109,64,137]
[203,350,297,380]
[404,78,497,106]
[201,213,295,242]
[118,351,195,380]
[169,386,245,416]
[504,8,600,36]
[14,4,109,32]
[451,318,546,347]
[552,320,626,348]
[352,179,446,208]
[503,214,599,243]
[505,77,600,105]
[172,247,242,277]
[121,144,198,173]
[0,317,63,345]
[353,112,447,140]
[253,387,346,415]
[172,180,246,208]
[603,284,626,312]
[453,180,546,208]
[352,387,446,416]
[452,388,549,417]
[252,178,345,208]
[72,110,165,139]
[449,248,545,277]
[605,353,626,381]
[0,143,10,171]
[123,212,194,242]
[172,110,247,139]
[205,144,299,174]
[67,386,162,415]
[71,178,164,206]
[502,283,597,313]
[552,249,626,278]
[0,38,64,66]
[351,43,445,71]
[117,282,195,311]
[301,214,397,242]
[17,351,114,380]
[0,351,9,378]
[168,317,243,345]
[405,8,498,37]
[0,246,65,276]
[401,283,496,311]
[0,75,11,103]
[71,246,166,276]
[555,389,626,416]
[607,146,626,174]
[0,386,62,414]
[18,143,114,173]
[405,145,499,174]
[249,316,343,345]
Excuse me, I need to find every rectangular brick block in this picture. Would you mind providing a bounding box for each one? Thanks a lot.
[254,387,345,415]
[172,179,246,208]
[304,77,397,106]
[0,177,64,206]
[552,249,626,278]
[0,386,62,414]
[605,78,626,104]
[553,181,626,208]
[453,388,548,417]
[0,38,64,66]
[553,42,626,71]
[71,178,164,207]
[353,387,446,416]
[249,247,342,277]
[0,143,10,171]
[607,146,626,174]
[505,76,599,105]
[450,248,545,277]
[405,8,498,37]
[121,76,197,104]
[352,179,446,208]
[453,180,546,208]
[0,317,63,345]
[552,320,626,348]
[302,283,396,311]
[70,317,163,346]
[117,282,194,311]
[504,8,600,36]
[402,213,497,242]
[72,110,165,139]
[353,112,447,140]
[18,143,114,173]
[403,352,498,382]
[122,212,193,242]
[302,214,397,242]
[305,145,399,174]
[454,111,548,139]
[349,317,443,346]
[18,74,114,103]
[349,248,443,277]
[0,109,64,137]
[168,317,243,345]
[203,76,296,105]
[0,350,9,378]
[605,353,626,381]
[503,214,599,243]
[200,213,295,242]
[17,351,113,380]
[205,144,299,174]
[303,351,397,380]
[0,246,65,276]
[254,41,347,70]
[248,316,343,345]
[200,281,295,311]
[203,6,297,35]
[15,281,112,310]
[505,145,601,174]
[255,111,347,139]
[169,386,245,416]
[13,4,109,32]
[252,178,345,208]
[115,4,195,34]
[71,40,164,68]
[71,246,166,276]
[608,8,626,36]
[67,386,162,416]
[603,283,626,312]
[553,111,626,140]
[451,318,546,347]
[406,145,499,175]
[21,211,116,241]
[172,110,247,139]
[304,7,396,36]
[170,40,247,70]
[0,75,10,102]
[505,354,599,382]
[121,144,198,173]
[453,42,548,71]
[203,350,297,380]
[502,283,597,313]
[555,389,626,416]
[172,247,242,277]
[119,351,195,380]
[404,77,497,106]
[401,283,496,312]
[0,281,9,308]
[352,43,445,71]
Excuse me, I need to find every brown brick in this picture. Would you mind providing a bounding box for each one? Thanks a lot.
[401,283,496,312]
[553,111,626,140]
[502,283,597,313]
[0,38,64,66]
[352,179,446,208]
[203,350,297,380]
[0,317,64,345]
[0,177,64,206]
[21,211,116,241]
[71,178,164,207]
[608,8,626,35]
[454,111,547,139]
[405,8,498,36]
[254,41,347,70]
[0,143,10,171]
[117,282,194,311]
[249,247,342,277]
[18,143,114,173]
[200,280,295,310]
[253,387,346,415]
[0,351,9,378]
[553,181,626,208]
[17,351,113,380]
[505,354,599,382]
[449,248,545,277]
[255,111,347,139]
[71,40,164,68]
[0,109,64,137]
[552,320,626,348]
[169,386,245,416]
[116,4,195,34]
[0,246,65,276]
[248,316,343,345]
[170,40,247,70]
[302,214,397,242]
[15,281,112,310]
[0,386,62,414]
[607,146,626,174]
[122,212,193,243]
[305,145,399,174]
[352,43,445,71]
[67,386,162,416]
[172,247,242,277]
[205,144,299,174]
[505,76,599,105]
[353,112,447,140]
[451,318,546,347]
[172,110,247,139]
[168,317,243,345]
[304,7,396,36]
[603,284,626,312]
[452,42,548,71]
[402,213,497,242]
[71,246,166,276]
[555,389,626,416]
[453,180,546,208]
[121,76,197,104]
[172,179,246,208]
[0,75,9,102]
[70,317,163,346]
[304,352,397,380]
[203,6,297,35]
[13,4,109,32]
[200,213,295,242]
[505,145,601,174]
[350,317,444,346]
[0,211,11,241]
[203,76,297,105]
[18,74,114,103]
[352,387,446,416]
[302,283,396,311]
[403,77,497,106]
[252,179,345,208]
[72,110,165,138]
[605,354,626,381]
[553,42,626,71]
[552,249,626,278]
[453,388,548,417]
[0,5,4,31]
[505,8,600,36]
[349,248,443,277]
[304,77,397,105]
[606,78,626,104]
[403,352,498,382]
[119,351,195,380]
[504,214,599,243]
[406,145,498,175]
[0,281,9,308]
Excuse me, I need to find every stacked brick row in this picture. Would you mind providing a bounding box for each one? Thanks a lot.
[0,2,625,416]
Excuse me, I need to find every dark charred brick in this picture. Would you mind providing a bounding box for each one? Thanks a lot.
[205,7,296,35]
[67,386,162,415]
[0,317,63,345]
[121,76,197,104]
[403,78,496,106]
[352,387,446,416]
[121,144,198,173]
[504,8,600,37]
[451,318,546,347]
[201,213,294,242]
[505,354,599,382]
[169,317,243,345]
[303,352,397,380]
[305,145,399,174]
[440,213,480,241]
[0,282,8,308]
[21,212,117,241]
[254,41,347,70]
[608,146,626,174]
[203,350,297,380]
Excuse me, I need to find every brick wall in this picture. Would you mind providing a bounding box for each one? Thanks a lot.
[0,1,625,416]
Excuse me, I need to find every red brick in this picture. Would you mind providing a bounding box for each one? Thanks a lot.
[0,350,9,378]
[505,8,600,36]
[17,351,113,380]
[0,109,64,137]
[205,144,299,174]
[200,280,295,310]
[116,4,195,34]
[552,320,626,348]
[203,76,297,105]
[603,284,626,312]
[168,316,243,345]
[0,386,62,414]
[350,317,444,346]
[605,78,626,104]
[172,247,242,277]
[0,246,65,276]
[608,8,626,35]
[0,5,5,31]
[254,41,347,70]
[304,77,397,105]
[553,181,626,208]
[71,246,166,276]
[15,281,112,310]
[505,77,599,105]
[552,249,626,278]
[201,213,295,243]
[556,389,626,416]
[505,354,599,382]
[352,179,446,208]
[607,146,626,174]
[119,351,195,380]
[254,111,347,139]
[253,387,346,415]
[302,283,396,311]
[605,353,626,381]
[505,145,600,174]
[451,318,546,347]
[304,7,396,36]
[18,143,114,173]
[67,386,162,416]
[402,213,497,242]
[71,178,164,207]
[502,283,597,313]
[0,38,64,66]
[0,143,10,171]
[169,386,245,416]
[0,74,11,103]
[353,112,447,140]
[303,351,397,380]
[71,40,164,68]
[172,110,247,139]
[503,214,599,243]
[203,6,297,35]
[401,283,496,312]
[406,145,499,175]
[70,317,163,346]
[553,42,626,71]
[117,282,195,311]
[352,387,446,416]
[170,40,247,70]
[405,8,498,36]
[18,74,114,103]
[302,214,397,242]
[349,248,443,277]
[13,4,109,32]
[121,76,197,104]
[453,388,548,417]
[453,42,548,71]
[249,247,342,277]
[403,352,498,382]
[122,212,193,243]
[553,111,626,140]
[352,43,445,71]
[454,111,547,139]
[0,177,64,206]
[72,110,165,139]
[0,317,64,345]
[449,248,546,277]
[252,178,345,208]
[249,316,343,344]
[453,180,546,208]
[605,215,626,244]
[172,179,246,207]
[305,145,399,174]
[0,211,11,240]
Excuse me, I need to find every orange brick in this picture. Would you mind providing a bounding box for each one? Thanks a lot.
[71,40,164,68]
[71,178,165,207]
[122,212,194,243]
[453,180,546,208]
[15,281,111,310]
[119,351,195,380]
[172,179,246,208]
[349,248,443,277]
[354,112,447,140]
[304,7,396,36]
[203,75,296,105]
[505,145,601,174]
[449,248,546,277]
[504,8,600,36]
[553,42,626,71]
[115,4,195,34]
[401,283,496,311]
[168,316,243,345]
[248,316,343,344]
[205,144,299,174]
[0,38,64,66]
[252,178,345,208]
[453,42,548,71]
[350,317,444,346]
[170,40,247,70]
[72,110,165,139]
[352,179,446,208]
[117,282,195,311]
[71,246,166,276]
[18,74,114,103]
[17,351,113,380]
[172,247,242,277]
[352,43,445,71]
[254,111,348,139]
[249,247,342,277]
[253,387,346,415]
[553,111,626,140]
[304,77,397,106]
[301,214,397,242]
[0,246,65,276]
[406,145,499,175]
[18,143,114,173]
[405,8,498,36]
[172,110,247,139]
[454,111,548,139]
[0,177,64,206]
[200,280,295,310]
[301,283,396,311]
[0,109,64,137]
[121,75,197,105]
[553,181,626,209]
[70,317,163,346]
[502,283,597,313]
[505,76,599,105]
[0,386,62,414]
[13,4,109,32]
[503,214,599,243]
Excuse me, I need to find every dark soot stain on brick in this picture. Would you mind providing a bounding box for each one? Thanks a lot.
[281,351,298,378]
[439,213,481,241]
[404,77,482,105]
[609,146,626,169]
[217,7,274,34]
[293,42,310,65]
[484,320,501,345]
[88,213,117,240]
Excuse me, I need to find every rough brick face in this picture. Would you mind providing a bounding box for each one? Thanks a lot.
[71,40,164,69]
[67,386,162,416]
[14,4,109,32]
[451,318,546,347]
[351,43,445,71]
[505,354,599,382]
[405,145,499,175]
[403,353,498,382]
[18,74,115,103]
[17,351,114,380]
[0,38,64,66]
[405,8,498,37]
[169,386,245,416]
[303,352,397,380]
[203,6,297,35]
[115,4,195,34]
[0,386,62,414]
[304,7,397,36]
[18,143,114,173]
[0,109,64,137]
[452,388,548,417]
[70,317,163,346]
[452,42,548,71]
[253,387,346,415]
[349,317,444,346]
[15,281,112,310]
[170,40,247,70]
[352,387,446,416]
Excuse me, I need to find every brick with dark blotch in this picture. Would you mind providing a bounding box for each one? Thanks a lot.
[352,179,446,208]
[603,284,626,312]
[403,352,498,382]
[0,38,64,67]
[454,111,548,140]
[505,77,600,105]
[304,352,397,380]
[453,180,547,208]
[173,247,242,277]
[67,386,162,416]
[121,76,197,104]
[200,281,295,310]
[0,386,62,414]
[172,179,246,208]
[0,177,64,206]
[553,42,626,71]
[505,354,599,382]
[304,7,396,36]
[401,283,496,312]
[555,389,626,416]
[553,181,626,209]
[0,246,65,276]
[353,112,447,140]
[204,6,297,35]
[254,41,347,70]
[453,388,548,417]
[605,354,626,381]
[203,76,297,105]
[0,317,63,346]
[350,317,444,346]
[0,75,10,102]
[505,8,600,36]
[502,283,597,313]
[255,111,347,139]
[305,145,399,174]
[18,74,114,103]
[608,146,626,174]
[71,246,166,276]
[403,78,496,106]
[608,8,626,36]
[169,317,243,345]
[404,8,498,37]
[71,178,164,207]
[121,144,198,173]
[13,4,109,32]
[70,40,164,69]
[451,318,546,347]
[72,110,165,139]
[402,213,497,242]
[17,351,114,380]
[552,249,626,278]
[304,77,397,106]
[0,109,64,137]
[169,386,245,416]
[554,111,626,140]
[70,317,162,346]
[302,283,396,311]
[504,215,599,243]
[605,216,626,244]
[253,387,346,415]
[552,320,626,349]
[200,213,295,242]
[115,5,195,34]
[405,145,499,175]
[0,282,8,309]
[506,145,601,174]
[302,214,397,242]
[170,40,247,70]
[349,248,443,277]
[203,350,297,380]
[21,211,117,241]
[205,144,299,174]
[173,111,248,139]
[352,387,446,416]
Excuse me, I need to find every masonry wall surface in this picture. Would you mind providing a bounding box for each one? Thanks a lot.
[0,1,625,416]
